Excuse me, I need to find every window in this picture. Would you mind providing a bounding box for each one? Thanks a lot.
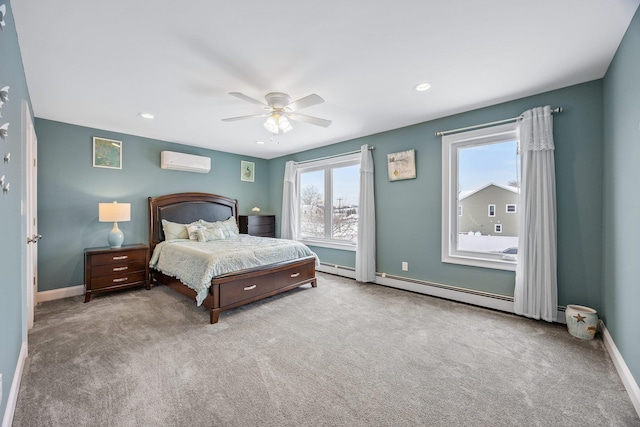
[298,153,360,250]
[442,122,519,271]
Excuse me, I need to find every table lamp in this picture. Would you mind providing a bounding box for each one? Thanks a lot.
[98,201,131,248]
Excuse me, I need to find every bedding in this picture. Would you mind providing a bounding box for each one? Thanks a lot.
[150,235,319,305]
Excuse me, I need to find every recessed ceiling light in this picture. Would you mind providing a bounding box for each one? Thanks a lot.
[138,112,155,119]
[256,140,265,145]
[414,83,431,92]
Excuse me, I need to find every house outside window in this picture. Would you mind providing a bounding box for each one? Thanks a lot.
[441,122,519,271]
[298,153,360,251]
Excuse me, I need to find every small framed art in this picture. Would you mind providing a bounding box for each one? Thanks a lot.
[93,137,122,169]
[387,149,416,181]
[241,161,255,182]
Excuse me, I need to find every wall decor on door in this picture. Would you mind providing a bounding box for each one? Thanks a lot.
[0,122,8,140]
[241,160,255,182]
[93,137,122,169]
[0,4,7,32]
[387,149,416,181]
[0,86,9,117]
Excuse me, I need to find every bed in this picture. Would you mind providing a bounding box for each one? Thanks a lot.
[148,192,317,324]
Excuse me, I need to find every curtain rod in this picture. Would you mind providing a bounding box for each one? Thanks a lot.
[295,146,375,165]
[435,107,563,137]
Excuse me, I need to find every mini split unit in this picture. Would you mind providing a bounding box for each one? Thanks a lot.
[160,151,211,173]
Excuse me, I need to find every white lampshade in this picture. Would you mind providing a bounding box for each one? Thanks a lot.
[98,201,131,248]
[99,201,131,222]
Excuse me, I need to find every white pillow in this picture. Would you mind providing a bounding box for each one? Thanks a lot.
[199,217,239,238]
[203,227,226,241]
[161,219,189,240]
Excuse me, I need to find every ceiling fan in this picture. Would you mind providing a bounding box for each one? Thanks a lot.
[222,92,332,135]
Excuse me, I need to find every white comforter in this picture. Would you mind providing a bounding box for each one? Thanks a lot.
[150,236,318,305]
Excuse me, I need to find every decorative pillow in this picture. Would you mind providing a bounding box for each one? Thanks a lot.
[186,223,207,242]
[199,216,239,238]
[203,227,226,241]
[161,219,189,240]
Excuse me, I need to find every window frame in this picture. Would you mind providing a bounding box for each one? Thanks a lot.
[296,153,360,251]
[506,203,517,213]
[488,204,496,217]
[441,122,518,271]
[494,223,503,233]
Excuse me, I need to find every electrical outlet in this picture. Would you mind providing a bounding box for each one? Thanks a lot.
[402,262,408,271]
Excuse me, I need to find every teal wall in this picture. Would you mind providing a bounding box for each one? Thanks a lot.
[270,81,604,307]
[36,119,274,291]
[0,0,32,418]
[603,5,640,387]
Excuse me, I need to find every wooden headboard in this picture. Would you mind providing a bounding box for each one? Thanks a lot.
[148,192,238,252]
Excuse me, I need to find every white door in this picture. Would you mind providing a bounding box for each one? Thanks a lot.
[24,103,39,330]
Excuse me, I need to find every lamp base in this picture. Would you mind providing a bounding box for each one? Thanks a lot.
[108,223,124,248]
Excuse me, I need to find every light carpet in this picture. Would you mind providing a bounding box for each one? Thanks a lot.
[12,273,640,426]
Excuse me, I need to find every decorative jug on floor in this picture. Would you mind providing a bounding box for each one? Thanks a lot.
[565,305,598,340]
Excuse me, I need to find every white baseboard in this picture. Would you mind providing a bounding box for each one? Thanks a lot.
[317,264,356,279]
[36,285,84,303]
[2,341,27,427]
[375,274,515,313]
[600,321,640,417]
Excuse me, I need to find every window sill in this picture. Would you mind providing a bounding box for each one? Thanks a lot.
[442,253,516,271]
[299,239,357,252]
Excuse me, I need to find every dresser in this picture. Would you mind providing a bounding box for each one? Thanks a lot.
[239,215,276,237]
[84,244,150,302]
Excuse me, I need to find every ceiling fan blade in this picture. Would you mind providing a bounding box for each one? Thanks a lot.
[221,113,269,122]
[229,92,268,107]
[285,94,324,111]
[288,113,332,128]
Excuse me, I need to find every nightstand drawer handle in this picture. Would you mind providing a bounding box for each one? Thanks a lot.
[112,277,128,283]
[244,284,257,291]
[112,266,128,272]
[113,255,128,261]
[290,272,300,278]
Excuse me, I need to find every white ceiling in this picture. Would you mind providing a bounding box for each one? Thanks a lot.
[12,0,640,159]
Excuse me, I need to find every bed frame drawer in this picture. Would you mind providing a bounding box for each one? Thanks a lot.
[220,276,275,306]
[271,261,315,289]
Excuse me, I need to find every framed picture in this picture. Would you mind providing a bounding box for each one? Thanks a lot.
[93,137,122,169]
[241,160,255,182]
[387,149,416,181]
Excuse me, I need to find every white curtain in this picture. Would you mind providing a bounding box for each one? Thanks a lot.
[514,106,558,322]
[281,161,298,240]
[356,144,376,282]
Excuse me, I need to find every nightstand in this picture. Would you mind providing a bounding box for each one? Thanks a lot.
[239,215,276,237]
[84,243,150,302]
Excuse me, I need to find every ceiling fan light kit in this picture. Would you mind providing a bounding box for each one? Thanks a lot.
[222,91,331,136]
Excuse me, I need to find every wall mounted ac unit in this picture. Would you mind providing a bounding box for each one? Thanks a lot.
[160,151,211,173]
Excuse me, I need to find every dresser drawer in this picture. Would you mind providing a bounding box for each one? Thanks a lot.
[239,215,276,238]
[84,244,150,302]
[89,270,148,290]
[220,276,275,307]
[90,249,147,266]
[91,260,146,278]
